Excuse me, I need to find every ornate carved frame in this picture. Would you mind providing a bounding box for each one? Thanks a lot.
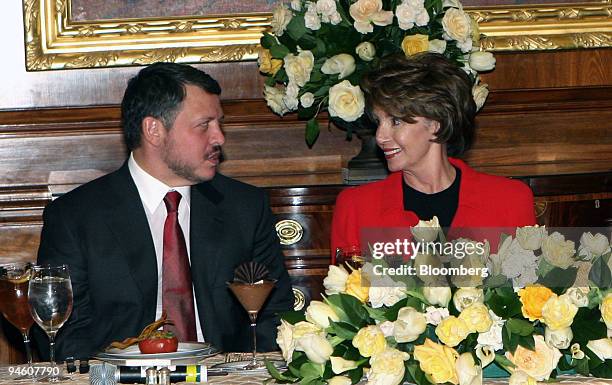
[23,0,612,70]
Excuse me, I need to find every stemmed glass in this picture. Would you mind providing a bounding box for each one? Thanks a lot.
[28,265,73,382]
[0,262,35,379]
[228,281,275,370]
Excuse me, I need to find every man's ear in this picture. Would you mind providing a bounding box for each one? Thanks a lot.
[141,117,164,147]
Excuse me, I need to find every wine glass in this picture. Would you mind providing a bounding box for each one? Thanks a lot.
[28,265,73,382]
[0,262,36,379]
[228,281,275,370]
[336,245,364,269]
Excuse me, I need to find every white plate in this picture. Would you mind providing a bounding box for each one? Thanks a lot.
[94,342,219,364]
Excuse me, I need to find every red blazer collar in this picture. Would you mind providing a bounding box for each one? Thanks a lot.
[379,157,479,227]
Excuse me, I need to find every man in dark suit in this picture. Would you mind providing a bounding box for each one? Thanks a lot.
[35,62,294,360]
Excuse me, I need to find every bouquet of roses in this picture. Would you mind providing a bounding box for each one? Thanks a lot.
[267,221,612,385]
[258,0,496,146]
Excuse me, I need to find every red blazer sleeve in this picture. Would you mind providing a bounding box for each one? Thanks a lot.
[330,189,361,263]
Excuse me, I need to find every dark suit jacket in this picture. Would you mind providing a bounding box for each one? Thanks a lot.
[35,163,294,360]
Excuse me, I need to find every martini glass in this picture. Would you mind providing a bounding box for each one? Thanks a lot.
[228,281,275,370]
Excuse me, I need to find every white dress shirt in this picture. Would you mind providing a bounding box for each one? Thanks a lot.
[128,153,204,342]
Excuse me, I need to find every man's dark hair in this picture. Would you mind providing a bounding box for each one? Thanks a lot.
[121,62,221,151]
[361,53,476,156]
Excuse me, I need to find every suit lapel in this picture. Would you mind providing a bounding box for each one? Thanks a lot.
[189,180,225,293]
[105,164,158,315]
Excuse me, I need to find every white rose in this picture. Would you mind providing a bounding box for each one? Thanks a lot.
[283,82,300,111]
[587,338,612,361]
[378,320,395,337]
[516,225,547,251]
[329,376,352,385]
[329,11,342,25]
[304,2,322,30]
[506,335,562,381]
[369,275,407,308]
[566,287,590,307]
[545,326,573,349]
[293,321,322,339]
[425,306,450,326]
[456,38,473,53]
[456,352,482,385]
[321,54,356,79]
[453,288,484,312]
[468,51,496,72]
[316,0,339,23]
[423,286,452,308]
[367,347,410,385]
[394,307,427,343]
[276,319,295,362]
[428,39,447,54]
[356,42,376,61]
[509,371,537,385]
[443,0,463,8]
[578,232,611,260]
[328,80,365,122]
[323,264,349,295]
[415,9,430,26]
[512,268,538,289]
[305,300,340,328]
[442,8,472,43]
[542,231,576,269]
[477,310,505,351]
[264,85,289,116]
[490,236,538,281]
[395,2,417,30]
[472,82,489,112]
[330,356,358,374]
[291,0,302,11]
[411,216,440,242]
[349,0,394,34]
[271,5,293,36]
[300,92,315,108]
[284,50,314,87]
[295,333,333,364]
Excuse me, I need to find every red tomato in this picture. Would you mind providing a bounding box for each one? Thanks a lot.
[138,333,179,354]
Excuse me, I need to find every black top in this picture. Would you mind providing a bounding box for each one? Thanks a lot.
[402,167,461,228]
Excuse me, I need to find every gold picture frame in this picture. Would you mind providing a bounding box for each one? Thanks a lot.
[24,0,612,71]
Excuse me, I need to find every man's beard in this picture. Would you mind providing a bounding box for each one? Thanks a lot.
[161,138,220,184]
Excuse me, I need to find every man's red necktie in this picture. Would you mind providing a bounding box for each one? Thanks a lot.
[162,191,197,342]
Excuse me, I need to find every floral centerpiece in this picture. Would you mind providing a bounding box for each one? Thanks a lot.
[258,0,496,146]
[267,223,612,385]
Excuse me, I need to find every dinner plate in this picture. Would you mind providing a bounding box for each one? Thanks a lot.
[94,342,219,363]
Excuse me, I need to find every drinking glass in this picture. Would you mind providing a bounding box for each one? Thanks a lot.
[28,265,73,382]
[0,262,35,379]
[335,245,364,269]
[228,281,275,370]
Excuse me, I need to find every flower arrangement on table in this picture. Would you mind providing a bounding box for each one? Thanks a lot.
[257,0,496,146]
[267,222,612,385]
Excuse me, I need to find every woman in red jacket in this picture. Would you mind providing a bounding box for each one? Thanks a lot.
[331,53,536,261]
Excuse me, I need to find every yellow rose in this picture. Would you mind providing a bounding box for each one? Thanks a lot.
[601,293,612,328]
[506,335,562,381]
[328,80,366,122]
[459,303,493,333]
[352,325,386,357]
[435,316,470,347]
[292,321,322,339]
[401,34,429,56]
[330,356,358,374]
[518,285,554,322]
[368,347,410,385]
[541,294,578,331]
[305,300,340,329]
[414,338,459,384]
[345,268,370,302]
[257,49,283,75]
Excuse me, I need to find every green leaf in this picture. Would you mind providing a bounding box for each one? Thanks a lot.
[266,358,298,382]
[575,357,591,376]
[261,33,277,49]
[493,354,515,372]
[347,366,364,384]
[502,323,521,354]
[486,288,522,319]
[572,307,607,343]
[557,354,574,371]
[537,265,578,289]
[325,293,370,328]
[286,15,307,41]
[506,318,534,336]
[305,118,320,147]
[364,305,388,321]
[406,362,433,385]
[329,320,359,340]
[484,274,510,288]
[590,255,612,289]
[279,310,307,324]
[590,360,612,378]
[264,76,277,87]
[270,44,291,59]
[328,336,345,347]
[300,362,325,380]
[517,335,535,351]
